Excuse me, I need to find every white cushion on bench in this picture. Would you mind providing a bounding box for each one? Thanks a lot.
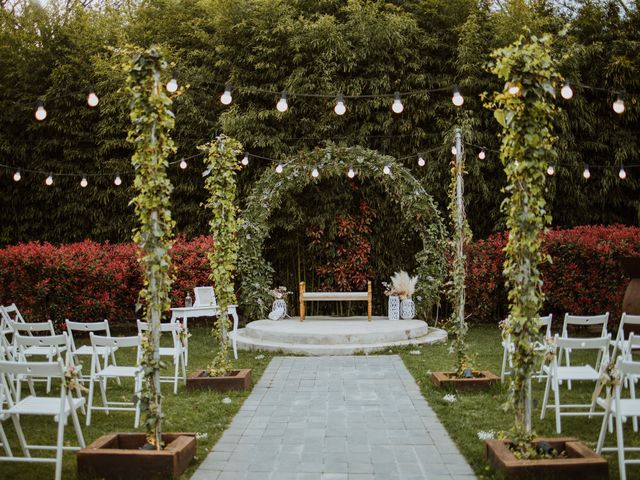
[303,292,368,301]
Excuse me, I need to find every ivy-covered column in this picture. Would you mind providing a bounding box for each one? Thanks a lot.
[200,135,243,376]
[486,34,561,446]
[126,47,178,449]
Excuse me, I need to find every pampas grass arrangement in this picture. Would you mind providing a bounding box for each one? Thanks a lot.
[390,271,419,300]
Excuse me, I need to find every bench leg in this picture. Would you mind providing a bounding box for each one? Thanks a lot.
[299,282,305,322]
[367,281,372,321]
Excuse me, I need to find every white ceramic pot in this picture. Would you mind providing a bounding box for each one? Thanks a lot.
[400,298,416,320]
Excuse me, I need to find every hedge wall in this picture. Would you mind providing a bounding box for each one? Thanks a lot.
[0,225,638,326]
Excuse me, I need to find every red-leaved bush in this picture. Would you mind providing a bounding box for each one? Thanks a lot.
[466,225,640,325]
[0,236,213,324]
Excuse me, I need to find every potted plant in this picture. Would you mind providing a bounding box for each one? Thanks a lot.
[77,47,196,479]
[268,286,291,320]
[186,134,252,392]
[386,271,418,320]
[482,33,607,478]
[431,128,498,391]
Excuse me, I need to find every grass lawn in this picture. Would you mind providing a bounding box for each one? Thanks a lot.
[0,322,637,479]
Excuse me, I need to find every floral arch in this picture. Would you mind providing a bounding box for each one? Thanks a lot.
[237,143,447,320]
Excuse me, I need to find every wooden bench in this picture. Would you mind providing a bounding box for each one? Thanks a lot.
[299,281,372,322]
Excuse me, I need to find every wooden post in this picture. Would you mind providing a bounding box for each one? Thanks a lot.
[299,282,305,322]
[367,281,372,321]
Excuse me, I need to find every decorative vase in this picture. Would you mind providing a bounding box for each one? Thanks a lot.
[388,295,400,321]
[271,298,287,319]
[400,298,416,320]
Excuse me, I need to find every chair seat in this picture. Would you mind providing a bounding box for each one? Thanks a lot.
[23,345,67,356]
[74,345,113,356]
[544,365,599,381]
[8,395,85,416]
[96,366,138,378]
[597,397,640,417]
[158,347,179,356]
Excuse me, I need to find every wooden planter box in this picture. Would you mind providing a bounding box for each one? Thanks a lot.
[431,370,499,391]
[485,437,608,480]
[186,368,252,392]
[77,432,196,480]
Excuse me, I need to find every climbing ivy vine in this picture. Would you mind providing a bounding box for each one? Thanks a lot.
[200,135,243,377]
[126,46,179,449]
[485,32,562,448]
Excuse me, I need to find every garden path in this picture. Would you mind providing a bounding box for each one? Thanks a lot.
[192,355,476,480]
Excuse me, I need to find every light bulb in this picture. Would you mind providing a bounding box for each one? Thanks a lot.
[383,165,391,175]
[80,177,88,188]
[45,174,53,186]
[220,87,232,105]
[418,156,425,167]
[613,94,625,114]
[275,163,284,173]
[87,91,99,107]
[451,146,457,155]
[619,166,627,180]
[478,149,486,160]
[13,170,21,182]
[583,165,591,179]
[241,154,249,166]
[35,102,47,121]
[560,81,573,100]
[347,167,355,178]
[508,83,520,95]
[546,164,555,176]
[334,94,346,115]
[276,92,288,112]
[311,167,319,178]
[179,159,187,169]
[452,85,464,107]
[391,92,404,114]
[114,175,122,186]
[166,75,178,93]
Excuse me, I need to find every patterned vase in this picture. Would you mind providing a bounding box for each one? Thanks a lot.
[271,299,287,319]
[388,295,400,321]
[400,298,416,320]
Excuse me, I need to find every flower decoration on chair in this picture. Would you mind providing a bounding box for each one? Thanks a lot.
[177,321,191,348]
[64,364,88,393]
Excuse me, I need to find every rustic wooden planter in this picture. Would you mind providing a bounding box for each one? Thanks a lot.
[186,368,252,392]
[77,432,196,480]
[431,370,499,391]
[485,437,608,480]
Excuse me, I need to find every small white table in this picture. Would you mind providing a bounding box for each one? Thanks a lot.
[170,305,239,360]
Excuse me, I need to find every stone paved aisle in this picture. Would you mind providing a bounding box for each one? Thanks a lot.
[192,356,476,480]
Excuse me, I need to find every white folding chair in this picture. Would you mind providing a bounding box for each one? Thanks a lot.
[0,304,26,333]
[65,320,119,384]
[500,314,553,382]
[0,359,86,480]
[612,313,640,360]
[559,313,609,388]
[13,333,69,400]
[136,320,186,394]
[540,334,611,433]
[596,358,640,480]
[194,286,217,308]
[86,334,141,427]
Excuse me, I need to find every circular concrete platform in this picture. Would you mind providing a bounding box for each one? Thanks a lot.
[230,316,447,355]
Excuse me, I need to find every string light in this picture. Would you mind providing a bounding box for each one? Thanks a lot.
[114,175,122,186]
[12,170,21,182]
[275,163,284,173]
[478,149,486,160]
[508,83,520,95]
[613,92,625,114]
[45,174,53,186]
[276,91,288,112]
[179,159,187,169]
[417,155,425,167]
[451,85,464,107]
[241,153,249,166]
[391,92,404,114]
[383,165,391,175]
[311,166,319,178]
[166,72,178,93]
[583,164,591,179]
[35,101,47,121]
[86,91,99,108]
[546,163,555,176]
[451,146,457,155]
[80,176,88,188]
[347,167,356,178]
[220,86,233,105]
[334,94,346,116]
[619,165,627,180]
[560,80,573,100]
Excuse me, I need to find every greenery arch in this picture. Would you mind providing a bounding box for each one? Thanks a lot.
[238,143,447,320]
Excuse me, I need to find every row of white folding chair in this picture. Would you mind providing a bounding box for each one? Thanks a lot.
[0,359,86,480]
[65,320,120,384]
[500,314,553,382]
[137,320,186,394]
